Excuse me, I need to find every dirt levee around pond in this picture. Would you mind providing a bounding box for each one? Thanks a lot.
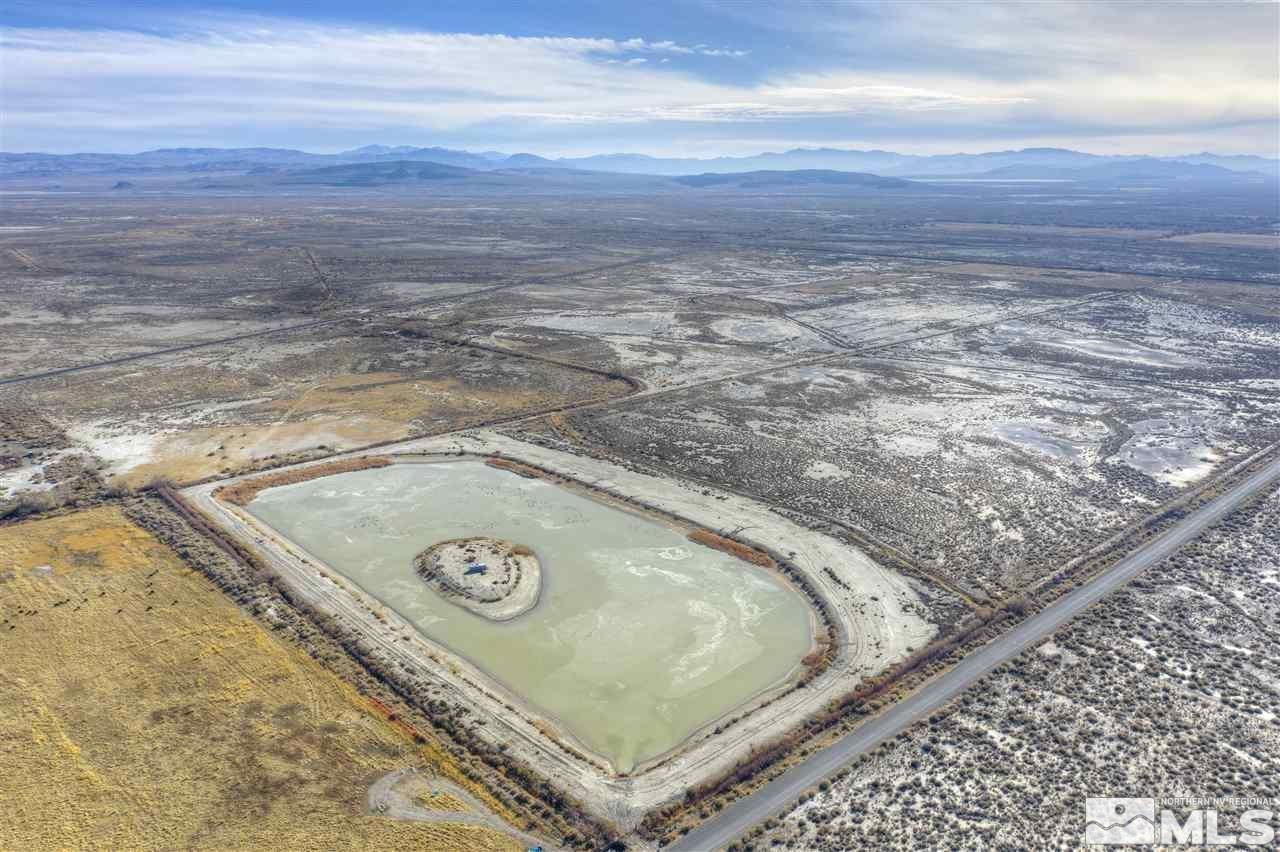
[214,455,392,505]
[688,529,774,568]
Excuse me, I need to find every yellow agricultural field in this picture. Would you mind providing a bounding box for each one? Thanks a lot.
[0,506,519,851]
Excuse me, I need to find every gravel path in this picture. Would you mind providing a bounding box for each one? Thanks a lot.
[367,767,553,849]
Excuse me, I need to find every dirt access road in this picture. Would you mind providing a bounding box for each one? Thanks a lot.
[368,768,550,850]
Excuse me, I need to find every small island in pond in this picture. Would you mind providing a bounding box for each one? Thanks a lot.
[413,536,541,621]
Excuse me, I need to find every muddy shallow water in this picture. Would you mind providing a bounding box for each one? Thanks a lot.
[246,461,813,771]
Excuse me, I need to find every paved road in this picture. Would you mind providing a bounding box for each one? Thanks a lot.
[670,454,1280,852]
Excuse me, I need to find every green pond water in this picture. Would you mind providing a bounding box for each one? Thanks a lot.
[246,461,812,771]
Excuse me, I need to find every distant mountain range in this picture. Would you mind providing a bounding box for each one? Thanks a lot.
[543,147,1279,179]
[970,158,1267,182]
[672,170,912,189]
[2,145,1275,186]
[179,161,916,193]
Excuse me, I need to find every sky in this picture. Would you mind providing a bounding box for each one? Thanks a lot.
[2,0,1277,157]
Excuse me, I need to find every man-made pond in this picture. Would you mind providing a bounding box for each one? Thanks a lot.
[246,460,813,772]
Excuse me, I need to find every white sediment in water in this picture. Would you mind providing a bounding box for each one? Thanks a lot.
[246,461,812,772]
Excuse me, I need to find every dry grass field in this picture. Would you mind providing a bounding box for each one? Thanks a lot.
[0,506,518,851]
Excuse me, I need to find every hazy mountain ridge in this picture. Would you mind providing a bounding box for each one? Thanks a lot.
[172,160,642,192]
[4,145,1275,182]
[189,161,914,193]
[969,157,1265,183]
[672,170,913,189]
[271,160,482,186]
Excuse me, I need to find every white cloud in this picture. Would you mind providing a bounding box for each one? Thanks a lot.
[0,22,987,132]
[0,7,1274,155]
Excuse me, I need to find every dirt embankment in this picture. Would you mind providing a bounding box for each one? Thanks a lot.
[687,529,773,568]
[214,455,391,505]
[484,457,541,479]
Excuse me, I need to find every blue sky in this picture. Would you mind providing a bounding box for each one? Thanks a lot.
[2,1,1277,156]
